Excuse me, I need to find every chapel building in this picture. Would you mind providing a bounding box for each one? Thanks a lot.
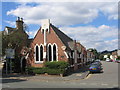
[27,19,87,70]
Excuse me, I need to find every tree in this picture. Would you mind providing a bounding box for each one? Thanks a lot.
[99,54,104,60]
[2,30,28,57]
[2,28,29,73]
[87,48,99,59]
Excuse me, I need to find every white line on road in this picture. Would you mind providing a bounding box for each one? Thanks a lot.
[85,74,91,79]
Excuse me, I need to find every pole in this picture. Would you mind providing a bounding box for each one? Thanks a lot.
[10,58,12,74]
[6,59,7,74]
[21,57,24,73]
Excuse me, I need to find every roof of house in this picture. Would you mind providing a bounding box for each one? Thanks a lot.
[4,26,16,35]
[4,25,29,37]
[50,24,74,51]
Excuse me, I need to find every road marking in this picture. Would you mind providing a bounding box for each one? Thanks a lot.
[85,74,91,79]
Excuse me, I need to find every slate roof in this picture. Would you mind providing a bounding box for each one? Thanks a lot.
[50,24,74,51]
[4,26,16,35]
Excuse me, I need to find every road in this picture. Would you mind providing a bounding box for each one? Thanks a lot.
[2,61,119,89]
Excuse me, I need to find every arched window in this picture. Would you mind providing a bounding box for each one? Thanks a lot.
[40,45,43,61]
[35,46,39,62]
[48,45,52,61]
[53,44,57,61]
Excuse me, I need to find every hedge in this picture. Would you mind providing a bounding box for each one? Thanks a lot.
[26,61,69,75]
[44,61,69,69]
[26,67,65,75]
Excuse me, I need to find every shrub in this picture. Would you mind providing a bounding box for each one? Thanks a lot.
[27,61,69,75]
[32,67,46,74]
[44,61,69,69]
[26,67,65,75]
[46,69,64,75]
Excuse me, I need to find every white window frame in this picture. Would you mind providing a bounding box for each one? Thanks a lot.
[34,44,40,63]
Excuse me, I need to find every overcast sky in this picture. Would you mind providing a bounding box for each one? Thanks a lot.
[1,0,119,52]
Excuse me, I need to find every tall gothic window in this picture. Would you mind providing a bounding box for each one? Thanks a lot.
[35,46,39,61]
[48,45,52,61]
[53,44,57,61]
[40,45,43,61]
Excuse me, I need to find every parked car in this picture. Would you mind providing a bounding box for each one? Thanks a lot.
[106,58,111,62]
[92,61,102,66]
[115,60,120,63]
[89,64,103,73]
[95,59,101,62]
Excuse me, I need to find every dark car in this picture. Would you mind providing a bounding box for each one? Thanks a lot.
[91,61,102,66]
[115,60,120,63]
[89,64,103,73]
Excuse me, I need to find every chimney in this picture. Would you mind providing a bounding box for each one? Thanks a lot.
[16,17,24,30]
[41,19,50,33]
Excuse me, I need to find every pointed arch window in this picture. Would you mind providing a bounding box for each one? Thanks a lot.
[40,45,43,61]
[35,45,39,62]
[48,45,52,61]
[53,44,57,61]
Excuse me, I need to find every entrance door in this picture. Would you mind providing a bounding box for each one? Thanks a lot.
[22,57,26,72]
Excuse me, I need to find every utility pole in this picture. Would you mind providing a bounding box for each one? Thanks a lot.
[6,59,7,74]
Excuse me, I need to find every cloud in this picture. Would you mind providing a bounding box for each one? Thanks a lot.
[5,2,118,51]
[2,0,120,2]
[26,30,38,38]
[60,25,118,51]
[4,21,16,27]
[99,3,118,20]
[6,2,118,26]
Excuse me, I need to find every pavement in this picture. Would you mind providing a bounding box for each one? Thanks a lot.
[2,65,90,82]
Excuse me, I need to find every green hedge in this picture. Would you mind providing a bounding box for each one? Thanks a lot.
[26,67,65,75]
[26,61,69,75]
[44,61,69,69]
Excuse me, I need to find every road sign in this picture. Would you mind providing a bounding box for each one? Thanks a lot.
[5,49,15,59]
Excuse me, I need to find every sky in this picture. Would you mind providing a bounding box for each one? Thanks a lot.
[1,0,119,52]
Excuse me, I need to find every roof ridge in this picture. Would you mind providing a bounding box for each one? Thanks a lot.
[50,24,73,41]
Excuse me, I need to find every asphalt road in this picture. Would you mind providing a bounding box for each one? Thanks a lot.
[2,61,119,89]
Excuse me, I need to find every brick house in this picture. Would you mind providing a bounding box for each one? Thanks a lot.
[87,50,95,63]
[27,19,87,71]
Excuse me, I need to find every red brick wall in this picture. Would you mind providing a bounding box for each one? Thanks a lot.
[27,26,69,67]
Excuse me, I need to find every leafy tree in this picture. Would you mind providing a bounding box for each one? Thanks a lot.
[99,54,104,60]
[87,48,99,59]
[2,28,29,73]
[2,30,28,57]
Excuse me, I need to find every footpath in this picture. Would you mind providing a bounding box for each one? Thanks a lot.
[2,65,90,82]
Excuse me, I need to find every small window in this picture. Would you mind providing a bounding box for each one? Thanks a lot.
[40,45,43,61]
[35,46,39,61]
[48,45,52,61]
[53,44,57,61]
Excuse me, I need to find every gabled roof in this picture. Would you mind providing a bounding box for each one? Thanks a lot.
[50,24,74,50]
[4,26,16,35]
